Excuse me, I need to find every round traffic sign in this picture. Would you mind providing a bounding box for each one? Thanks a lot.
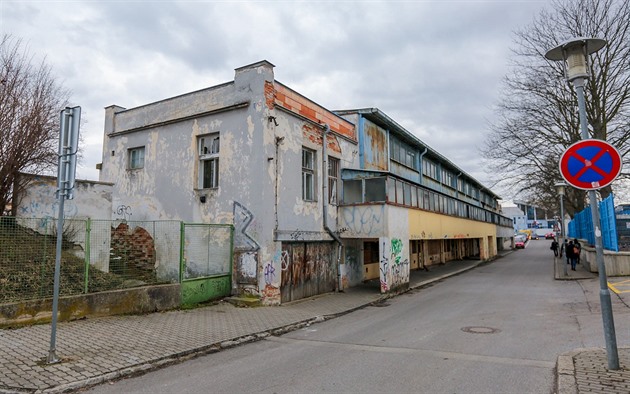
[559,139,622,190]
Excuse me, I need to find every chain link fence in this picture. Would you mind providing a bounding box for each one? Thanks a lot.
[0,217,189,304]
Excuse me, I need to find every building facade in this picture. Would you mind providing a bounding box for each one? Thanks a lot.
[98,60,513,305]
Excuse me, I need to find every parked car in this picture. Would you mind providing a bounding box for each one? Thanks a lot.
[545,232,555,239]
[515,234,527,249]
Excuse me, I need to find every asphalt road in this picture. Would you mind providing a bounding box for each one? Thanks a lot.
[86,240,630,393]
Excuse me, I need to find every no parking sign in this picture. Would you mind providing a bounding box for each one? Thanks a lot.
[559,139,622,190]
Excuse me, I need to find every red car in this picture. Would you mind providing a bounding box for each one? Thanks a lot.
[545,232,556,239]
[515,240,526,248]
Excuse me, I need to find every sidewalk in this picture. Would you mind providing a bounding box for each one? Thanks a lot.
[554,253,630,393]
[0,257,486,393]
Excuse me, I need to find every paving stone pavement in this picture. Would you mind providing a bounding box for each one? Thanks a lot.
[3,249,630,394]
[554,248,630,393]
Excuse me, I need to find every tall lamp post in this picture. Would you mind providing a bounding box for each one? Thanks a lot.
[554,181,568,277]
[545,38,619,370]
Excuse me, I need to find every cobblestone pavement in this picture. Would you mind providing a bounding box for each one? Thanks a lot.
[554,252,630,393]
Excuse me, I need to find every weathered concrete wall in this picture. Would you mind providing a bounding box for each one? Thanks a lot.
[15,174,115,271]
[16,174,113,220]
[0,284,180,328]
[580,245,630,276]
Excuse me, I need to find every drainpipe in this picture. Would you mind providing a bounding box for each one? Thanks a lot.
[418,147,428,185]
[322,124,344,292]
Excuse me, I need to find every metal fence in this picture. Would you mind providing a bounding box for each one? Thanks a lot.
[0,217,233,304]
[568,194,619,251]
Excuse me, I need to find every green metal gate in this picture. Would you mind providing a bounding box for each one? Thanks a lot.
[180,223,234,305]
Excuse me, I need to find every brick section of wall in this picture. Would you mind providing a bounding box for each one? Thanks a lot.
[303,124,342,154]
[111,223,156,277]
[265,80,275,110]
[274,83,356,142]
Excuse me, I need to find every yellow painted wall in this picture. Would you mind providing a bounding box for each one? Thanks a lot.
[408,209,496,240]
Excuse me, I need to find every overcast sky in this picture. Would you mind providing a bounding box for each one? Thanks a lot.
[1,0,550,198]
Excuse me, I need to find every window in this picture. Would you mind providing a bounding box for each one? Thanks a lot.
[443,170,454,188]
[199,134,220,189]
[302,148,315,201]
[389,136,417,169]
[396,180,404,204]
[365,177,386,202]
[343,179,362,204]
[128,147,145,170]
[423,160,438,180]
[328,157,339,205]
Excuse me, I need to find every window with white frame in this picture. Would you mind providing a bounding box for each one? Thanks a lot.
[128,147,145,170]
[199,134,220,189]
[328,156,339,205]
[302,148,315,201]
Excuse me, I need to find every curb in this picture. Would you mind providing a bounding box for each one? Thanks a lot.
[556,351,578,394]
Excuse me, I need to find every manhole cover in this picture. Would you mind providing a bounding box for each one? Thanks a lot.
[461,326,501,334]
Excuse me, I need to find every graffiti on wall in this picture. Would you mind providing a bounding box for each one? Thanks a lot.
[233,201,260,251]
[115,205,133,221]
[341,205,384,237]
[20,196,79,220]
[379,237,410,293]
[263,261,276,285]
[237,252,258,284]
[280,250,290,271]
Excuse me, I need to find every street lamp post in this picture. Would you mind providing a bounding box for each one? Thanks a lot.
[546,37,619,370]
[554,181,568,277]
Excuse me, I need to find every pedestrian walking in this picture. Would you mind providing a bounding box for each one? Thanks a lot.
[560,239,571,264]
[550,238,559,257]
[566,241,578,271]
[573,238,581,265]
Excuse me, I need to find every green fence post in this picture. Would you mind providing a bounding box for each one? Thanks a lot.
[179,221,185,283]
[84,218,91,293]
[229,224,234,284]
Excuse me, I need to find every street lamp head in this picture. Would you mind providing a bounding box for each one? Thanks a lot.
[545,37,607,81]
[554,181,568,196]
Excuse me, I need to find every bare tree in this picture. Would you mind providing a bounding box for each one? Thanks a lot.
[0,35,70,215]
[483,0,630,217]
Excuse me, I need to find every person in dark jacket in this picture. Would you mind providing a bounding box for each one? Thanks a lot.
[551,239,559,257]
[573,238,581,264]
[561,239,568,262]
[566,241,577,271]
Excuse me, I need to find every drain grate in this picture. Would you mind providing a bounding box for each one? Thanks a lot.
[461,326,501,334]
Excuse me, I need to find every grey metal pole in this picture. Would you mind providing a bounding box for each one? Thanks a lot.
[574,77,619,370]
[559,195,567,277]
[47,178,66,364]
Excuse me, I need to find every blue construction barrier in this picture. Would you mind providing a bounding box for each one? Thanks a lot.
[567,194,618,251]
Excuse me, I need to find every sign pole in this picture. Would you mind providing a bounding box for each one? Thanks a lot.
[575,78,619,369]
[47,107,80,364]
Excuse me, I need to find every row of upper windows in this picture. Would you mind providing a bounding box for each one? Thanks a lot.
[343,176,511,227]
[125,132,495,210]
[422,159,496,209]
[125,136,340,205]
[389,134,494,209]
[127,134,220,189]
